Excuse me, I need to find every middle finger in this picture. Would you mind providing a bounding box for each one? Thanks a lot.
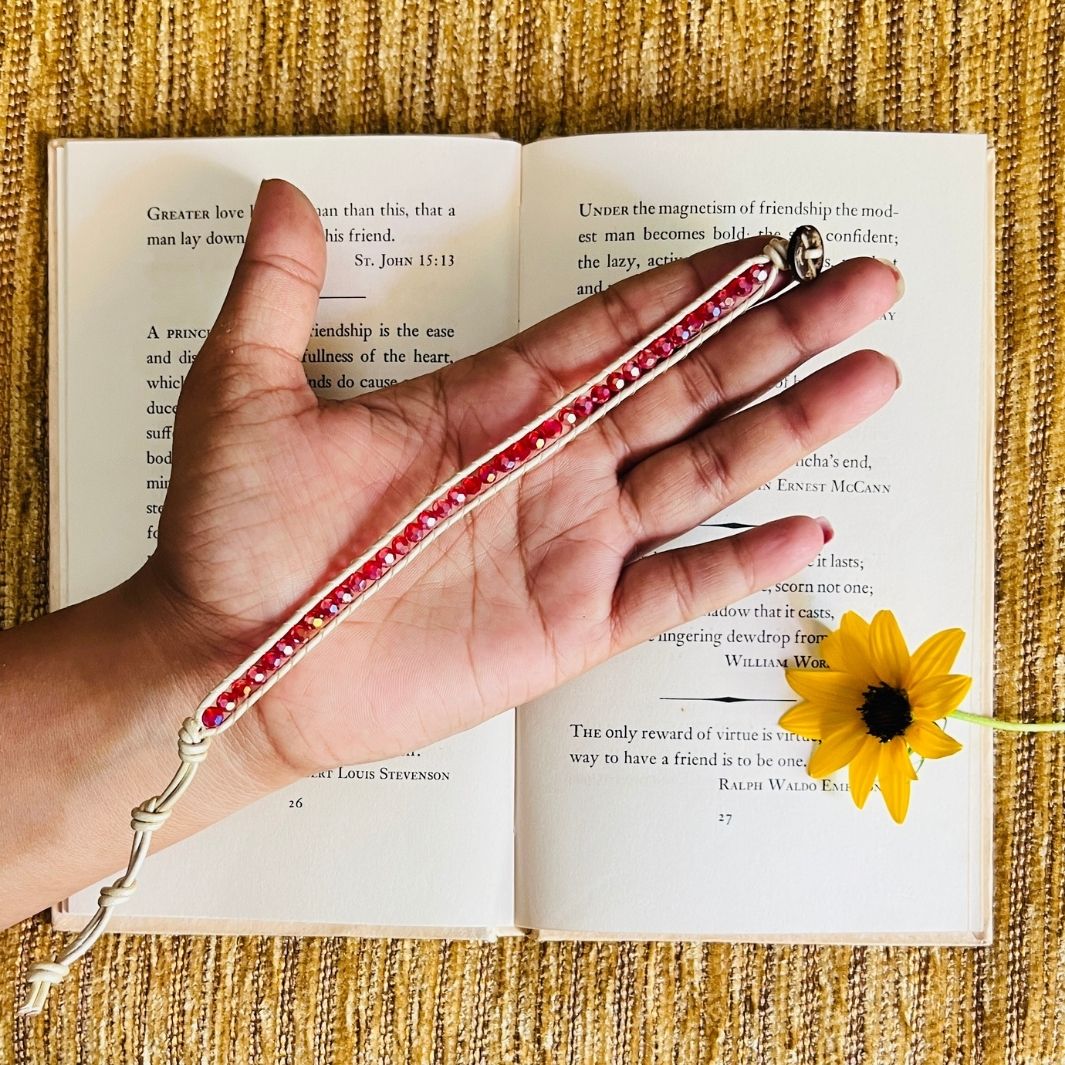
[600,257,902,472]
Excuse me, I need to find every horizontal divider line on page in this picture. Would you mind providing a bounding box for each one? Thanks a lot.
[658,696,797,703]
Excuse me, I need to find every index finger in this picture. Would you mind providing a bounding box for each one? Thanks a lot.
[427,237,773,459]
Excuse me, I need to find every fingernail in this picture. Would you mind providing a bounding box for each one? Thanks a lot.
[875,257,905,298]
[253,178,283,205]
[887,356,902,387]
[815,516,834,544]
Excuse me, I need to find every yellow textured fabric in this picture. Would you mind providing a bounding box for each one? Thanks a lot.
[0,1,1062,1061]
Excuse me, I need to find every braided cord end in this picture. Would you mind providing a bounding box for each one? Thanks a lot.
[17,717,211,1016]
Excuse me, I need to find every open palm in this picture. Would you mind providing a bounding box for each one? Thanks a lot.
[150,179,900,779]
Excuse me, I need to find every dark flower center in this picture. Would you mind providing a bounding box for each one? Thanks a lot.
[859,683,912,742]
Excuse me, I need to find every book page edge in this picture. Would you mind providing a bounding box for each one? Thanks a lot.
[47,137,65,615]
[531,928,991,946]
[975,143,997,946]
[49,909,522,940]
[48,136,69,929]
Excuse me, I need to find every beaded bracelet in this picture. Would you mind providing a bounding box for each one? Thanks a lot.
[19,226,825,1016]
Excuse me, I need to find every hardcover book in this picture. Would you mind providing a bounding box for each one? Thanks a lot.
[48,129,994,944]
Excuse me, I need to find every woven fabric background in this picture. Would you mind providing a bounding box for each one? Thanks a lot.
[0,1,1062,1061]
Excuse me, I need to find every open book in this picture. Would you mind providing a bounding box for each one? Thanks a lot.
[49,130,994,944]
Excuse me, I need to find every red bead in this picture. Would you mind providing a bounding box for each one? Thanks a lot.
[683,311,705,333]
[572,395,595,417]
[336,585,355,604]
[703,300,723,321]
[736,275,754,296]
[636,349,658,371]
[525,429,546,451]
[391,535,411,557]
[202,707,227,728]
[507,438,533,463]
[376,546,397,567]
[447,486,467,507]
[405,521,428,543]
[670,323,692,345]
[591,384,612,405]
[288,623,313,646]
[362,559,384,582]
[460,475,482,497]
[541,417,563,439]
[267,644,289,664]
[430,497,455,521]
[753,266,769,283]
[477,464,498,485]
[318,596,340,618]
[607,373,626,392]
[559,407,579,426]
[346,572,369,593]
[651,337,673,358]
[622,360,641,381]
[246,663,268,686]
[494,451,518,474]
[217,689,238,713]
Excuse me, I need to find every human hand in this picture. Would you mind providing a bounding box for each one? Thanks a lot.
[148,178,901,784]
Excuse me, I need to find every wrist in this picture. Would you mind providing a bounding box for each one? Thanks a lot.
[0,564,301,928]
[123,559,304,796]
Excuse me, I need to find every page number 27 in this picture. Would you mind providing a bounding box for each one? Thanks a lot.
[718,812,733,825]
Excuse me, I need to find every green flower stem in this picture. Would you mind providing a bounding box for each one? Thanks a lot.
[949,709,1065,733]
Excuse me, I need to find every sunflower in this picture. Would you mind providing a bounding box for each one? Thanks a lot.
[779,610,971,823]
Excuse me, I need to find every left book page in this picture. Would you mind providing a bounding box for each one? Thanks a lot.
[50,136,521,936]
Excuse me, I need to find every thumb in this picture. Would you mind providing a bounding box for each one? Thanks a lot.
[183,178,326,411]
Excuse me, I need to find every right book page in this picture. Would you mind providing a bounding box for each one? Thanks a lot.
[514,131,993,943]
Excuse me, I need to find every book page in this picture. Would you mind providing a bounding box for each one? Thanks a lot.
[515,131,992,942]
[52,135,521,935]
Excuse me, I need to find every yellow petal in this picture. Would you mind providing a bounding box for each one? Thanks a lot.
[817,629,847,671]
[909,674,973,719]
[868,610,911,688]
[785,669,867,713]
[878,737,916,823]
[905,719,963,759]
[836,611,880,686]
[779,701,824,739]
[839,611,871,640]
[807,721,868,778]
[780,702,862,740]
[848,736,882,809]
[908,628,966,686]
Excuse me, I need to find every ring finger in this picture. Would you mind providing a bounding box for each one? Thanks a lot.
[618,348,900,555]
